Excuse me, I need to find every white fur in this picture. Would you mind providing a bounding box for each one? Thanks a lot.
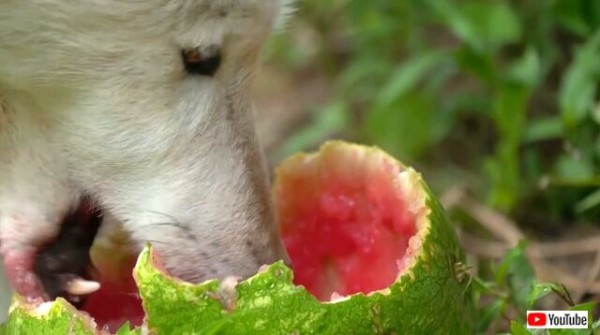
[0,0,294,320]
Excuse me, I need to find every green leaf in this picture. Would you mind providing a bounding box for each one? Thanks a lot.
[472,277,502,296]
[554,0,600,36]
[523,117,564,143]
[495,241,536,311]
[278,101,349,159]
[377,51,448,105]
[365,92,434,160]
[527,282,564,307]
[555,156,594,180]
[487,82,530,210]
[454,45,497,84]
[425,0,483,51]
[495,241,526,284]
[508,47,542,88]
[476,299,504,333]
[426,0,522,53]
[571,301,595,313]
[510,320,532,335]
[339,56,393,97]
[559,29,600,127]
[576,189,600,213]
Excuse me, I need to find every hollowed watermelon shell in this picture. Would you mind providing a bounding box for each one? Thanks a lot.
[0,141,474,334]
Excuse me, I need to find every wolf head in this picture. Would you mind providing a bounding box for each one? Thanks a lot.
[0,0,294,283]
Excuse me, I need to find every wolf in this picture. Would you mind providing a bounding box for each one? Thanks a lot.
[0,0,293,319]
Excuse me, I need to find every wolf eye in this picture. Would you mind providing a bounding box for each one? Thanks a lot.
[181,46,221,76]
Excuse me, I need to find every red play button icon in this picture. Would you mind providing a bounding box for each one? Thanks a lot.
[528,312,547,327]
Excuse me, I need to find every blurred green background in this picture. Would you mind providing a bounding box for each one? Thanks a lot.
[258,0,600,236]
[252,0,600,332]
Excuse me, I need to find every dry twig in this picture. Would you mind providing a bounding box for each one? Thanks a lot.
[442,188,600,300]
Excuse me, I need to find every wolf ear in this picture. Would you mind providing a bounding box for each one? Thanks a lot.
[274,0,296,31]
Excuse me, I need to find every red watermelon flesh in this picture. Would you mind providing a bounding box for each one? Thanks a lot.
[275,145,418,301]
[83,229,144,332]
[80,257,143,332]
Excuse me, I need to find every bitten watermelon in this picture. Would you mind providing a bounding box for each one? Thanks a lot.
[0,141,474,334]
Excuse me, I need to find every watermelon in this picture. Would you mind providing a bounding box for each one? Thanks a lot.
[0,141,474,334]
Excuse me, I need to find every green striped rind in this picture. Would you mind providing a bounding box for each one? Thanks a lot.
[136,181,473,334]
[0,298,95,335]
[0,296,139,335]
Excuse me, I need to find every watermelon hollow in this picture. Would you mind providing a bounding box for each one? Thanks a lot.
[81,225,145,332]
[80,258,143,332]
[274,141,428,301]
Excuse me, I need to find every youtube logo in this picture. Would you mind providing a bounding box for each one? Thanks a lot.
[527,312,547,327]
[527,310,589,329]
